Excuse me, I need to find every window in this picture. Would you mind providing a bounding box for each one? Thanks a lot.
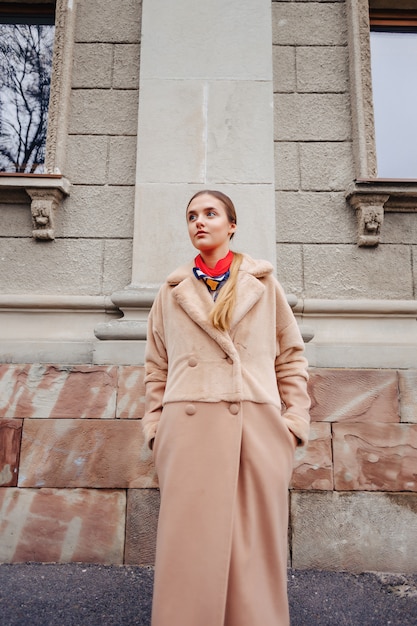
[370,10,417,178]
[0,4,55,173]
[345,0,417,246]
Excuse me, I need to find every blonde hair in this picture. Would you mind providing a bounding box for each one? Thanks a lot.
[210,252,243,331]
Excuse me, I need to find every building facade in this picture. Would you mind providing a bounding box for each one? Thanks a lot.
[0,0,416,572]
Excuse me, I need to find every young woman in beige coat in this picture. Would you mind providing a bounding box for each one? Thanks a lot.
[142,190,311,626]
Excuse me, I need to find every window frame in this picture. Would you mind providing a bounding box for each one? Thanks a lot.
[0,0,75,240]
[345,0,417,246]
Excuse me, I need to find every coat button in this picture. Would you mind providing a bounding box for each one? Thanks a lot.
[229,403,239,415]
[188,357,198,367]
[185,404,196,415]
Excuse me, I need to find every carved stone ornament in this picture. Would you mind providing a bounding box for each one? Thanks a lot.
[27,188,64,240]
[347,193,389,247]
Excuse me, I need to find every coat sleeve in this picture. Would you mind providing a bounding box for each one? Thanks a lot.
[274,280,311,446]
[142,290,168,450]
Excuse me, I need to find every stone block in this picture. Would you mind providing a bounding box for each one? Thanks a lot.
[291,491,417,573]
[309,369,399,424]
[0,239,104,295]
[69,90,139,135]
[300,142,354,191]
[383,212,417,245]
[65,135,108,185]
[207,81,274,184]
[272,3,347,46]
[275,244,303,296]
[108,137,138,186]
[75,0,141,43]
[296,46,349,93]
[140,0,271,81]
[113,44,140,89]
[19,419,157,489]
[275,191,356,243]
[274,93,351,141]
[303,244,413,300]
[72,43,113,88]
[0,202,31,236]
[274,143,300,191]
[0,364,117,418]
[125,488,160,565]
[102,239,133,295]
[399,371,417,423]
[333,423,417,491]
[0,487,126,564]
[291,422,333,490]
[136,80,206,183]
[61,185,135,237]
[117,366,145,419]
[272,46,296,93]
[0,419,22,486]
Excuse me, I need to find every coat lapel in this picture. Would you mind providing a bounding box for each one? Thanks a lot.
[171,276,238,360]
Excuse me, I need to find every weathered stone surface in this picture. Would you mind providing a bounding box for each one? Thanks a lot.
[69,90,139,135]
[303,244,413,300]
[333,423,417,491]
[291,491,417,573]
[309,369,399,423]
[0,420,22,487]
[0,202,31,237]
[0,487,126,564]
[19,419,157,488]
[296,46,349,93]
[102,240,133,295]
[272,3,347,46]
[274,143,300,191]
[275,191,356,244]
[117,366,145,419]
[65,135,108,185]
[108,137,138,186]
[272,46,296,93]
[291,422,333,490]
[113,44,140,89]
[274,93,351,141]
[399,370,417,423]
[0,365,117,419]
[61,185,135,237]
[300,142,354,191]
[0,238,105,295]
[75,0,141,43]
[72,43,113,88]
[275,243,303,296]
[125,489,160,566]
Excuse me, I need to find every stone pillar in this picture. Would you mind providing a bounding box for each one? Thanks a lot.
[95,0,276,363]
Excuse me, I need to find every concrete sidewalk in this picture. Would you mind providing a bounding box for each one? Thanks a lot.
[0,563,416,625]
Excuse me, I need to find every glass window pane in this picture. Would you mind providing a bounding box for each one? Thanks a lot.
[0,23,55,173]
[370,31,417,179]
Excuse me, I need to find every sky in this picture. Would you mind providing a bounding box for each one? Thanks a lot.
[370,31,417,179]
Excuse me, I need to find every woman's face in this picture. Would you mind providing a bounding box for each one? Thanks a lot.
[186,194,236,257]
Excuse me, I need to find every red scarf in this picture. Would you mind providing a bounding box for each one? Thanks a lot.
[194,250,233,277]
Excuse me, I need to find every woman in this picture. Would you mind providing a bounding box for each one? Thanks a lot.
[142,190,310,626]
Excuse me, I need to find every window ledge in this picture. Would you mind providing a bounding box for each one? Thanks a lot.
[346,178,417,246]
[0,173,70,240]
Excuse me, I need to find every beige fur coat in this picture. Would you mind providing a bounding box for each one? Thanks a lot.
[143,253,310,448]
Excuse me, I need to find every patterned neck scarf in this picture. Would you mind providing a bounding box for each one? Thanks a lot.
[193,251,233,300]
[193,267,230,300]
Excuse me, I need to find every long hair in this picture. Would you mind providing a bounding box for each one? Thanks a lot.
[187,190,243,331]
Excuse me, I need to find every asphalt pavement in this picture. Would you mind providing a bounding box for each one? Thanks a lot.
[0,563,416,625]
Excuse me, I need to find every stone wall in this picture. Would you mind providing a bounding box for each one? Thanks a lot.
[272,0,417,299]
[1,364,416,572]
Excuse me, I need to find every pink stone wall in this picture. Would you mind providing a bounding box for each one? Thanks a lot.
[0,364,416,569]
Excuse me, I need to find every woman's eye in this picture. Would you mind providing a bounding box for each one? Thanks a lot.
[207,211,216,217]
[188,214,196,221]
